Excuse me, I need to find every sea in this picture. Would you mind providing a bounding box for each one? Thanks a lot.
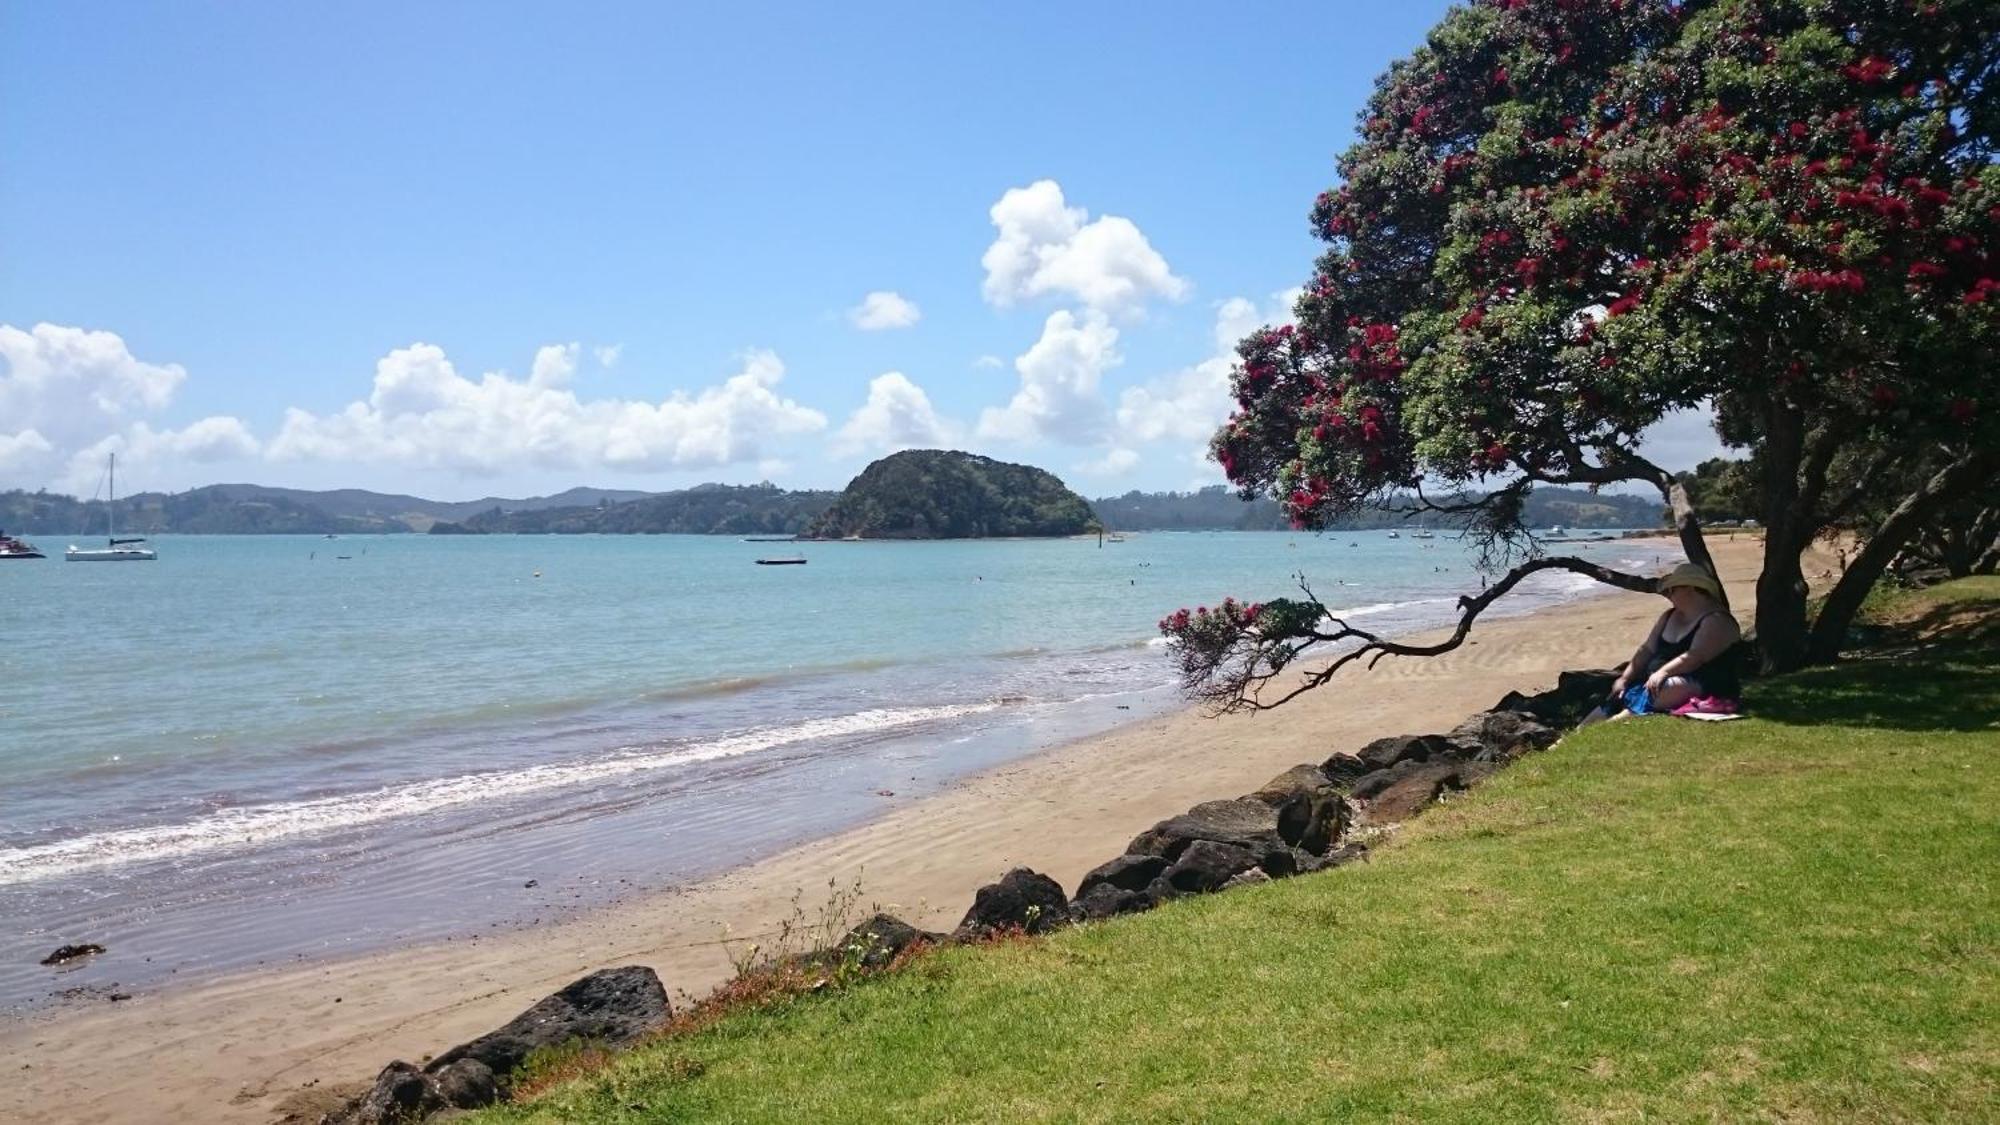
[0,531,1668,1009]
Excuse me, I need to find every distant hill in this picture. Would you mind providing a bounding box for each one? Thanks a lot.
[433,484,838,535]
[1089,485,1665,532]
[2,483,676,535]
[803,450,1095,539]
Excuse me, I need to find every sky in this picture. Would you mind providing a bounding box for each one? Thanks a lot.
[1,1,1725,501]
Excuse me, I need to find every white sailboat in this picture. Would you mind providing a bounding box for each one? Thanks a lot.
[67,453,157,562]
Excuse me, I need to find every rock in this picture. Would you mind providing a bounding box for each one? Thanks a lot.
[1320,753,1371,785]
[1126,798,1292,868]
[1354,760,1495,823]
[1493,669,1619,726]
[954,868,1069,939]
[1251,764,1352,856]
[833,913,940,969]
[1297,842,1369,873]
[332,1061,444,1125]
[425,965,670,1081]
[1076,854,1169,897]
[1068,883,1156,921]
[39,943,105,966]
[429,1059,499,1110]
[1354,733,1465,772]
[1446,710,1558,762]
[1221,868,1272,891]
[1165,840,1260,894]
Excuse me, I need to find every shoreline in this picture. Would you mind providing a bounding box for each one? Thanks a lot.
[4,535,1749,1125]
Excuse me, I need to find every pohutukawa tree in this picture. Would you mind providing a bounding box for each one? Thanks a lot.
[1170,0,1998,710]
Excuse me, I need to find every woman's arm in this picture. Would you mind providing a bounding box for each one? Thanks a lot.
[1644,614,1741,690]
[1613,615,1667,694]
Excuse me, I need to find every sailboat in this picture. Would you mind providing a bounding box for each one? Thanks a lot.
[66,453,157,562]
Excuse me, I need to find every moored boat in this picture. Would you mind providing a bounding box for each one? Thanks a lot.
[0,529,45,559]
[755,555,808,565]
[66,453,157,562]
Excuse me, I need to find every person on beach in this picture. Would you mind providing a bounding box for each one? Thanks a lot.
[1589,563,1743,722]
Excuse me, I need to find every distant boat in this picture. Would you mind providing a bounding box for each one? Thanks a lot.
[1412,526,1435,540]
[742,536,796,543]
[755,555,808,566]
[0,529,45,560]
[1548,525,1567,538]
[1386,530,1400,539]
[67,453,156,562]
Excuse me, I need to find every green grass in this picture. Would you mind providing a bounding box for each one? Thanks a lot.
[481,585,2000,1123]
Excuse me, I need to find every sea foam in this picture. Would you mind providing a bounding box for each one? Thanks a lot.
[0,702,1000,886]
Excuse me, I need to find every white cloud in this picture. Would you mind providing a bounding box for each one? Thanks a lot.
[1637,402,1729,472]
[849,291,922,331]
[972,354,1004,370]
[835,372,958,454]
[1116,292,1299,444]
[0,429,55,475]
[59,417,262,493]
[269,343,827,474]
[0,323,189,450]
[1077,447,1140,477]
[977,310,1120,445]
[981,180,1188,316]
[594,344,623,368]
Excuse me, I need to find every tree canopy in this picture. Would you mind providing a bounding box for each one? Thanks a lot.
[1173,0,1998,707]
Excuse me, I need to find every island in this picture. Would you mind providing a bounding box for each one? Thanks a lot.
[801,449,1095,540]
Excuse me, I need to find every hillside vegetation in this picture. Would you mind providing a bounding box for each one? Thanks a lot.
[804,450,1095,539]
[476,581,1999,1123]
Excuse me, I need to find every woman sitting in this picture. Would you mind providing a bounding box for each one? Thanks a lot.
[1600,563,1743,719]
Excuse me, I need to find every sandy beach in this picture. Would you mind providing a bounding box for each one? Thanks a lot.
[2,536,1777,1124]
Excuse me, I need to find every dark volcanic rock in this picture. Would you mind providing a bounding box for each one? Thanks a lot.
[1492,669,1620,726]
[1126,798,1291,865]
[1076,854,1169,897]
[1355,733,1464,772]
[429,1059,500,1110]
[955,868,1069,938]
[1068,883,1156,921]
[333,1061,445,1125]
[834,913,940,969]
[40,943,105,966]
[1447,710,1558,762]
[1297,842,1369,873]
[1165,840,1261,893]
[1252,764,1353,856]
[425,965,670,1081]
[1353,760,1496,823]
[1320,753,1371,785]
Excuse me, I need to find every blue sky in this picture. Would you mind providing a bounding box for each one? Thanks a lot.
[1,1,1720,500]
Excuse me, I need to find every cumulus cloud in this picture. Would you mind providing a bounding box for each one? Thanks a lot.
[977,310,1120,445]
[594,344,623,368]
[981,180,1188,316]
[1116,291,1299,444]
[0,322,189,450]
[849,291,922,331]
[1077,447,1140,477]
[0,429,55,475]
[834,372,958,454]
[269,343,827,474]
[58,418,262,493]
[972,354,1004,370]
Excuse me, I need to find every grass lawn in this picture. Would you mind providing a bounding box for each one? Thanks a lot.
[481,583,2000,1123]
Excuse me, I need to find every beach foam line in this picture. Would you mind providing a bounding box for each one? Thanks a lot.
[0,702,1001,886]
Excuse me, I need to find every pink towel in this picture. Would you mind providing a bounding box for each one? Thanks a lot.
[1672,694,1739,717]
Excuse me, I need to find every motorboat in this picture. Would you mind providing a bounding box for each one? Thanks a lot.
[0,529,45,559]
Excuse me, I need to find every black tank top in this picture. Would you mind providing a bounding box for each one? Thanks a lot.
[1656,609,1742,697]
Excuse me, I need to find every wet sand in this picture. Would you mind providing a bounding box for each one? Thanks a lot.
[2,536,1776,1124]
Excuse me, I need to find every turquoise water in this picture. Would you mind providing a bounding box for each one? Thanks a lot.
[0,531,1653,1006]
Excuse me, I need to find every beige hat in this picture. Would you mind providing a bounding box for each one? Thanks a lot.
[1659,562,1723,600]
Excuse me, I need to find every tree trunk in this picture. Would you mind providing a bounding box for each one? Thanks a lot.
[1665,480,1726,607]
[1753,404,1812,673]
[1806,451,1999,663]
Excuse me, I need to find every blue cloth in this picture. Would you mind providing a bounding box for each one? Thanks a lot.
[1623,685,1654,716]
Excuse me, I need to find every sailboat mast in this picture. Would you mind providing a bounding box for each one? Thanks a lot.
[108,452,116,541]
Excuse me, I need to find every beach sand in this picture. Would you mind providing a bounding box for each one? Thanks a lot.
[2,536,1783,1124]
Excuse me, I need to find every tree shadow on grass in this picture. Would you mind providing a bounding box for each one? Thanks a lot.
[1749,642,2000,734]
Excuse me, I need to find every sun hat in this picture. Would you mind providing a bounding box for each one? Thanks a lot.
[1658,562,1724,600]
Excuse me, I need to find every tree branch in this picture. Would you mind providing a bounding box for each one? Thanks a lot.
[1177,557,1658,715]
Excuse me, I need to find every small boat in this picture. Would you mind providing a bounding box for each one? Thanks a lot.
[1413,527,1435,540]
[755,555,808,566]
[67,454,156,562]
[742,536,796,543]
[1386,530,1400,539]
[0,529,45,559]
